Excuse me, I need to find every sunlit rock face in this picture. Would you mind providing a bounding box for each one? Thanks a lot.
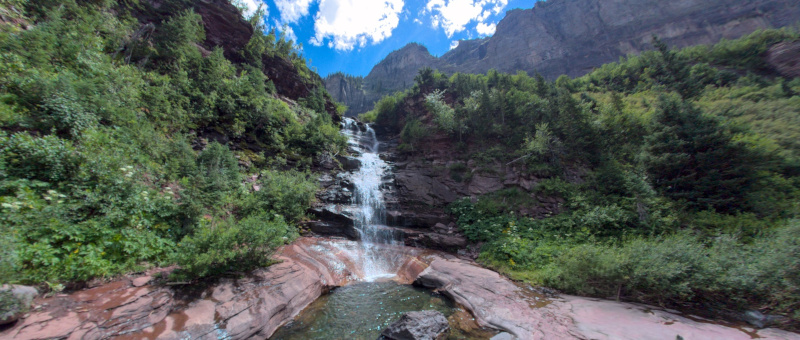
[445,0,800,79]
[415,257,800,340]
[325,0,800,116]
[0,238,439,340]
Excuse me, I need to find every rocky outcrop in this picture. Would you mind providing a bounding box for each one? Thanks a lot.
[324,73,374,117]
[414,257,800,340]
[326,0,800,116]
[452,0,800,79]
[380,310,450,340]
[414,258,575,339]
[324,44,450,117]
[0,238,437,340]
[766,40,800,79]
[191,0,253,63]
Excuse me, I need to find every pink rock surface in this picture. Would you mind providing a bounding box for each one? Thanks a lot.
[4,239,799,340]
[0,238,438,340]
[415,257,800,340]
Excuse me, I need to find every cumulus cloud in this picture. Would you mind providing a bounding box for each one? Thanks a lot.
[278,24,298,42]
[425,0,507,37]
[476,21,496,35]
[274,0,315,23]
[312,0,405,51]
[449,40,460,50]
[235,0,265,18]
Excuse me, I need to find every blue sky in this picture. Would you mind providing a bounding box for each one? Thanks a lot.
[236,0,537,77]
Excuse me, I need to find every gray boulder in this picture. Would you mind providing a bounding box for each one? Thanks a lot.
[0,285,37,325]
[380,310,449,340]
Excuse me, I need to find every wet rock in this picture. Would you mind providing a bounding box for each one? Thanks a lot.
[380,310,449,340]
[0,285,37,325]
[316,186,353,204]
[386,210,405,226]
[336,155,363,171]
[300,220,359,240]
[306,207,359,239]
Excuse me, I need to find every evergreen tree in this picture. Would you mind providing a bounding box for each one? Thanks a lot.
[645,95,760,212]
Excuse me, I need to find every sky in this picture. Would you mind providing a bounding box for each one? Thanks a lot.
[235,0,537,77]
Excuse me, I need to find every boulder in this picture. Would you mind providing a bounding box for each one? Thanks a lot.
[0,285,37,326]
[380,310,450,340]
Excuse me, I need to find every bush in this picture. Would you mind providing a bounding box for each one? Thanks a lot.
[238,170,317,222]
[0,132,78,182]
[171,212,296,280]
[536,223,800,319]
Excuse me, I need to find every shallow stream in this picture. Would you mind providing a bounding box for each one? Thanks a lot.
[270,281,456,340]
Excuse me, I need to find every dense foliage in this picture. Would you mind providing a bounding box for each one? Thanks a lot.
[0,0,346,284]
[365,30,800,322]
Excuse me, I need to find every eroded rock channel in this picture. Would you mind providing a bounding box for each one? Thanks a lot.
[3,119,800,340]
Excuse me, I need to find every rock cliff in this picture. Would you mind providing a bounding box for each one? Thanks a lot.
[326,0,800,116]
[325,43,450,116]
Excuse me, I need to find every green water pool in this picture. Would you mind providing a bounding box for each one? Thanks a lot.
[270,281,490,340]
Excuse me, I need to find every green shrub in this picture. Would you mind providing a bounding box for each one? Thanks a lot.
[535,224,800,318]
[238,170,317,222]
[194,142,241,207]
[0,132,78,182]
[171,212,296,280]
[400,118,429,151]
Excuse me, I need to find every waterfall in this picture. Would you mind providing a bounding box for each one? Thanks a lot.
[340,118,405,281]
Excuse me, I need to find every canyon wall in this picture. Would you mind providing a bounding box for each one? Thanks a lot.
[326,0,800,116]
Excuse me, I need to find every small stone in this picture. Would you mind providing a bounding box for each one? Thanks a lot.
[132,276,152,287]
[491,333,515,340]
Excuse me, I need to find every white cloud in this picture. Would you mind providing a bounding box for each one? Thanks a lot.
[312,0,405,51]
[449,40,460,49]
[275,0,315,23]
[235,0,265,18]
[476,21,496,36]
[425,0,507,37]
[279,24,298,42]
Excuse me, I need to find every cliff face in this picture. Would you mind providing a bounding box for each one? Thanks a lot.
[326,0,800,116]
[324,73,374,116]
[446,0,800,78]
[324,43,447,116]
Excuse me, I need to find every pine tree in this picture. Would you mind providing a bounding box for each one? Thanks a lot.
[645,95,760,212]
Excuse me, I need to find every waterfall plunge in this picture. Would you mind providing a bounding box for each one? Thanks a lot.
[340,118,406,281]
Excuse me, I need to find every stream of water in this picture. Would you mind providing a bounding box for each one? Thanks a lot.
[270,119,459,339]
[338,118,406,281]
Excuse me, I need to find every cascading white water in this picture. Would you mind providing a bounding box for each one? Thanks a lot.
[340,118,406,281]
